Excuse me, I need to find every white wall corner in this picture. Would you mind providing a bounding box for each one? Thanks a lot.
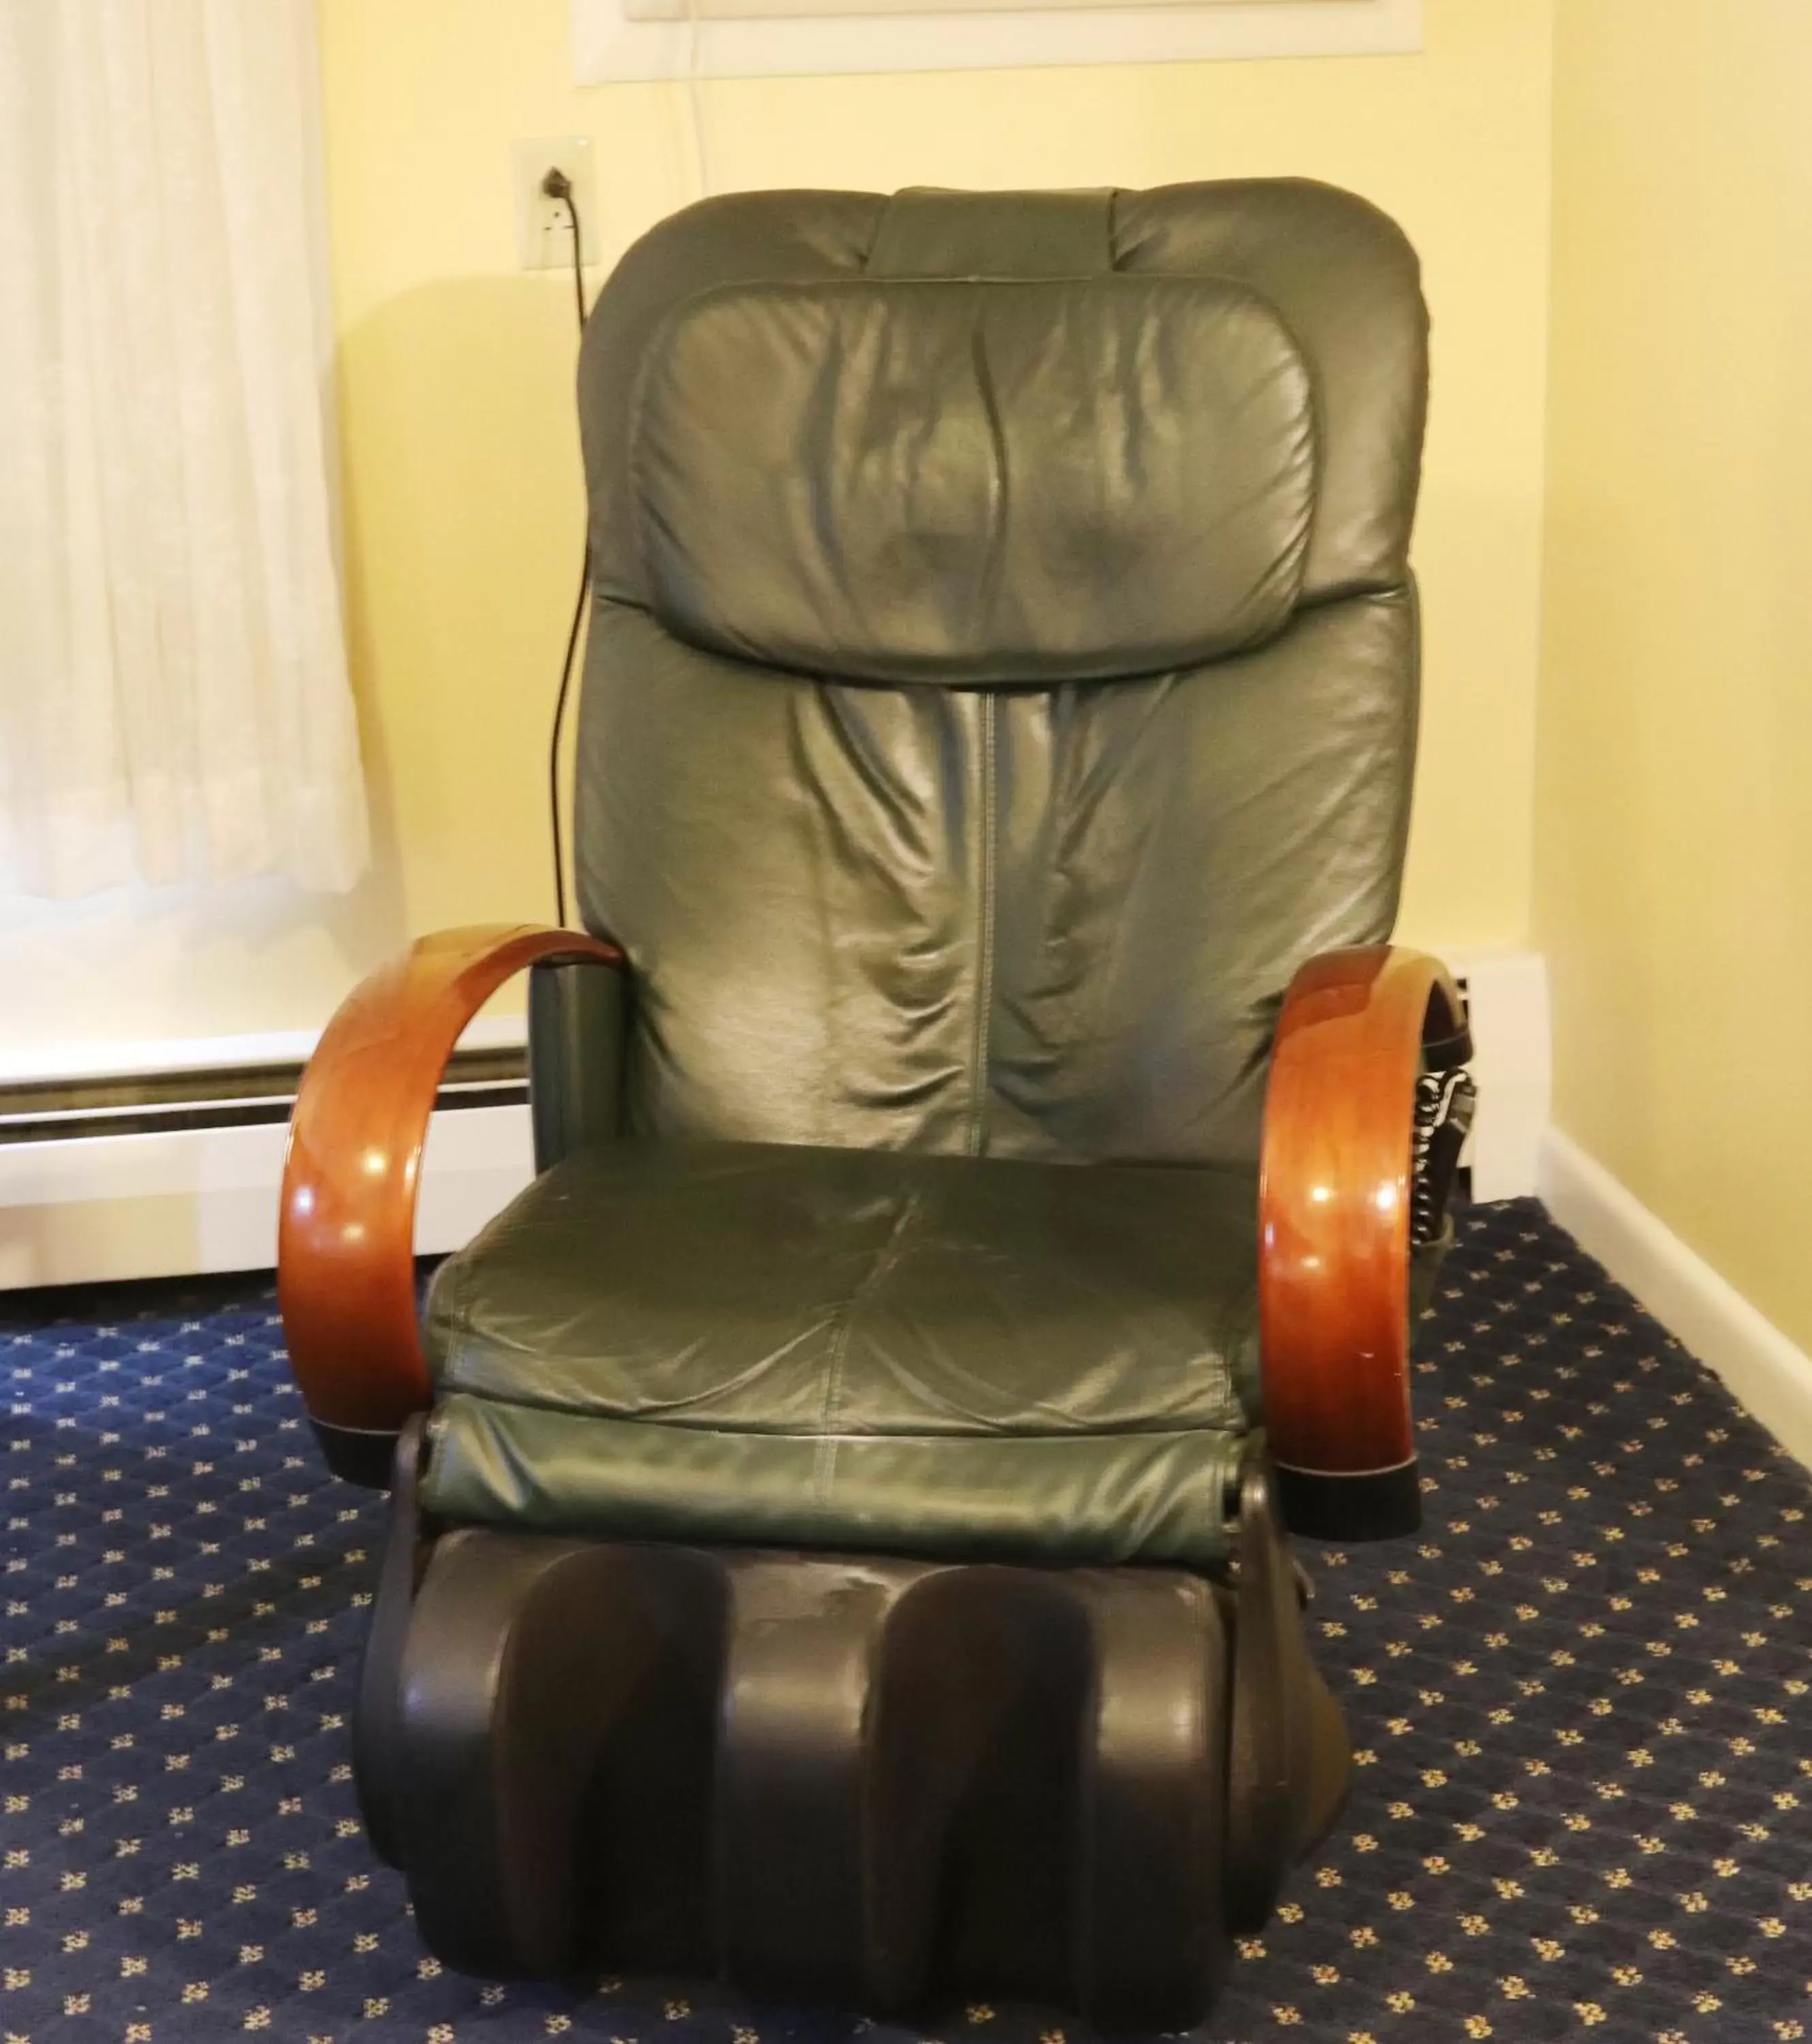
[1442,948,1551,1203]
[1540,1127,1812,1474]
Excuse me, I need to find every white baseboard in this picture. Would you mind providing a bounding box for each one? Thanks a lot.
[0,1104,535,1292]
[1540,1127,1812,1471]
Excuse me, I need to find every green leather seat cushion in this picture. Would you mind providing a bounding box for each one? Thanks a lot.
[420,1140,1262,1568]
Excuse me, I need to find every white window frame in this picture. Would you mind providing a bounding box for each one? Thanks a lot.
[574,0,1421,82]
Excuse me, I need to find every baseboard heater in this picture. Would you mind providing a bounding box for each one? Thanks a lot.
[0,950,1548,1293]
[0,1041,535,1293]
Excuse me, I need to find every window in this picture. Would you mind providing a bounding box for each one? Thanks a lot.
[0,0,366,900]
[575,0,1420,82]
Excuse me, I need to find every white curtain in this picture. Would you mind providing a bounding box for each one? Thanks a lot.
[0,0,368,899]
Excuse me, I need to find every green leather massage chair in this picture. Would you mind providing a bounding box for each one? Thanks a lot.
[278,181,1476,2026]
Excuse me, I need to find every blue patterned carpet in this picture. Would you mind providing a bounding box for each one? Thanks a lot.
[5,1198,1812,2043]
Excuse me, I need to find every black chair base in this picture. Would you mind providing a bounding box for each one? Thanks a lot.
[354,1440,1348,2029]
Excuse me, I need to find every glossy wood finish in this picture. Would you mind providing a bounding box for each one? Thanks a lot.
[1258,945,1466,1478]
[278,925,624,1435]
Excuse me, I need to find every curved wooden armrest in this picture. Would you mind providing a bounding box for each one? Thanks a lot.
[278,924,624,1479]
[1258,944,1467,1541]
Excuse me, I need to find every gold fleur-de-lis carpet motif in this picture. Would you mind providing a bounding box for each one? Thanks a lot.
[5,1199,1812,2042]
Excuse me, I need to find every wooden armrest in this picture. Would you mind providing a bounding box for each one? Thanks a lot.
[1258,944,1467,1541]
[278,924,623,1481]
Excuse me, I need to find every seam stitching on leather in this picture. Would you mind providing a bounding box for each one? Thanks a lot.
[427,1250,476,1394]
[815,1189,922,1506]
[446,1399,1245,1444]
[969,694,998,1156]
[860,191,893,270]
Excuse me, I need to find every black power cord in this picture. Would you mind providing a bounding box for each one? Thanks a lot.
[542,166,588,929]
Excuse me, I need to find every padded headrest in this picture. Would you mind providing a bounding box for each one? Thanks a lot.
[581,182,1428,683]
[631,275,1315,685]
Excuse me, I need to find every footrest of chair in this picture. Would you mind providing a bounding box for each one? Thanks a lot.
[354,1452,1348,2027]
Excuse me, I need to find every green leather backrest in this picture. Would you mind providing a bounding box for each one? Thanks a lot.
[573,184,1428,1166]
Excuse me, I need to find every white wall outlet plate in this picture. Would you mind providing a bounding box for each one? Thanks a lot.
[512,136,597,273]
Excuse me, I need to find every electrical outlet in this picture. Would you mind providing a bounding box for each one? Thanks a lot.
[512,136,597,273]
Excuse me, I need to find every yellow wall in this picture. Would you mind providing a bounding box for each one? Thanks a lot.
[12,1,1805,1360]
[318,0,1553,965]
[1535,1,1812,1351]
[3,0,1557,1059]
